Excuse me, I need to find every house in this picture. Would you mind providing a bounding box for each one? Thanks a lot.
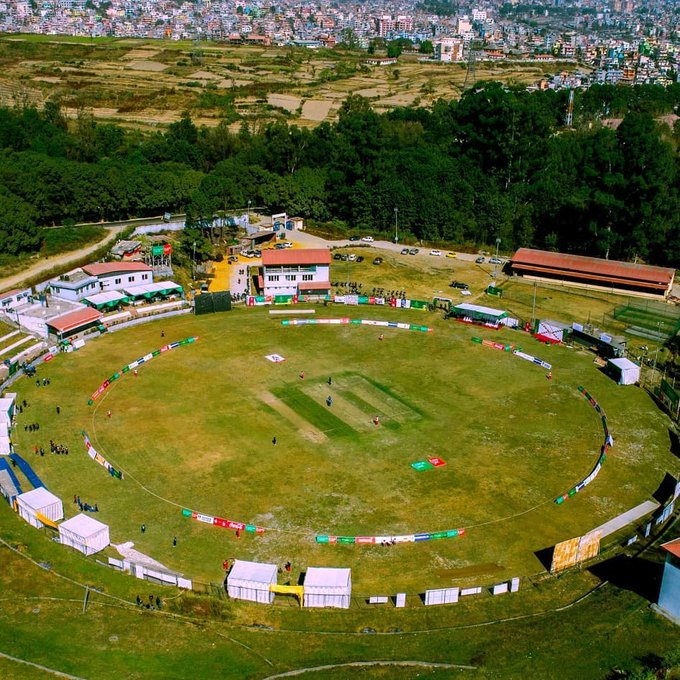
[49,271,100,302]
[0,288,32,311]
[260,249,331,297]
[81,262,153,292]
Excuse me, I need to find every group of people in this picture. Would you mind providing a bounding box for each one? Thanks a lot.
[35,377,51,387]
[49,440,69,455]
[136,594,162,610]
[73,495,98,513]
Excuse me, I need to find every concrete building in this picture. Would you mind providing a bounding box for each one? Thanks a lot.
[49,271,100,302]
[260,248,331,297]
[81,262,153,292]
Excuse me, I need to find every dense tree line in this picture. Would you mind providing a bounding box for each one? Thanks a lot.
[0,83,678,266]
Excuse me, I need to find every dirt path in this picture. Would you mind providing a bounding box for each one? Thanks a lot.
[0,225,127,294]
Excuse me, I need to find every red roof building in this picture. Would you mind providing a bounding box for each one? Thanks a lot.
[260,249,331,297]
[511,248,675,298]
[82,262,152,277]
[46,308,103,338]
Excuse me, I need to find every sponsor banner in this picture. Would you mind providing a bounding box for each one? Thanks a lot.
[183,512,263,534]
[196,513,214,524]
[316,529,463,546]
[81,431,124,480]
[282,319,432,332]
[88,337,199,403]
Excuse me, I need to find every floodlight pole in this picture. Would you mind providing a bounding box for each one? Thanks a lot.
[394,207,399,243]
[493,237,501,278]
[652,322,661,383]
[247,200,251,227]
[192,241,196,281]
[531,281,537,326]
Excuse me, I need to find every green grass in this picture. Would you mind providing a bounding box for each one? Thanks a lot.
[0,299,679,678]
[40,225,107,257]
[6,305,675,595]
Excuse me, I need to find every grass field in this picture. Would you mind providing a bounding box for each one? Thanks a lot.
[1,297,679,678]
[6,305,675,599]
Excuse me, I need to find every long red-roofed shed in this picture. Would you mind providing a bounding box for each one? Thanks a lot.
[511,248,675,298]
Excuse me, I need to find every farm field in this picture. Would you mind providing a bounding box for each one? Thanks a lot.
[0,35,573,130]
[6,304,675,598]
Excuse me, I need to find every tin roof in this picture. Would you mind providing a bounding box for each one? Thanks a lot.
[262,249,331,267]
[82,262,152,277]
[662,537,680,559]
[47,307,102,333]
[512,248,675,289]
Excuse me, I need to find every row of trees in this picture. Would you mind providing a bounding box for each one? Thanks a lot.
[0,83,678,265]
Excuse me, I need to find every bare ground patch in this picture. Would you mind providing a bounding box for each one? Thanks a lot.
[260,391,327,443]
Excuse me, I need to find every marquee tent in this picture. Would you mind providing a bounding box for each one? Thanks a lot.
[0,393,16,427]
[448,303,508,325]
[303,567,352,609]
[607,358,641,385]
[226,559,278,604]
[16,487,63,528]
[123,281,183,302]
[83,290,130,310]
[58,513,110,555]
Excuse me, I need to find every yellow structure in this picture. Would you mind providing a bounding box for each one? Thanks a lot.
[35,511,59,530]
[269,583,304,605]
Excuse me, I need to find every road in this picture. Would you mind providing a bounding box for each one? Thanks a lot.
[0,216,187,294]
[0,224,128,294]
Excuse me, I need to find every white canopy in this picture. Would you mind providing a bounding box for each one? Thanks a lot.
[59,514,110,555]
[227,559,278,604]
[16,487,63,528]
[453,303,507,319]
[303,567,352,609]
[608,358,641,385]
[0,393,16,425]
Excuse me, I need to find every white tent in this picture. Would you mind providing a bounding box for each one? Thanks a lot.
[227,559,278,604]
[608,358,641,386]
[59,513,110,555]
[303,567,352,609]
[0,393,16,427]
[16,487,63,528]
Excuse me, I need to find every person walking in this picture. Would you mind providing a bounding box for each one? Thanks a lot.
[272,436,277,445]
[327,377,332,385]
[107,410,111,418]
[173,536,177,547]
[56,406,60,415]
[141,523,146,534]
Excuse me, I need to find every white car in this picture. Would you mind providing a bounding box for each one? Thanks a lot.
[348,254,356,261]
[282,241,293,248]
[361,236,374,242]
[429,249,442,257]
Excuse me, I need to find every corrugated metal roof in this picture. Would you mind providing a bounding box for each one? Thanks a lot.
[662,537,680,559]
[262,249,331,267]
[82,262,152,277]
[512,248,675,286]
[47,307,102,333]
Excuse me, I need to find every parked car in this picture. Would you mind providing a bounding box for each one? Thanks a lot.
[373,257,383,265]
[449,281,469,290]
[349,235,361,242]
[282,241,293,248]
[401,248,410,255]
[362,236,374,242]
[333,252,342,260]
[409,248,419,255]
[348,254,356,261]
[475,256,485,263]
[446,252,457,259]
[489,257,502,265]
[356,256,364,263]
[429,249,442,257]
[253,250,262,258]
[228,255,238,263]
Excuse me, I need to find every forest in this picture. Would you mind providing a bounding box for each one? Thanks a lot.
[0,82,678,266]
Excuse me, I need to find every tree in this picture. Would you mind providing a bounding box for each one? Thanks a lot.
[0,192,40,255]
[419,40,434,55]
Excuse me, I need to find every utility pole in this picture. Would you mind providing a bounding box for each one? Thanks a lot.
[192,241,196,281]
[394,207,399,244]
[531,281,537,327]
[493,237,501,279]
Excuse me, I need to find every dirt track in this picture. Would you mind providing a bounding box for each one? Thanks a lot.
[0,225,127,294]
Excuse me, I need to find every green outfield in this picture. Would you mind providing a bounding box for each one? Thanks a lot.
[6,305,675,597]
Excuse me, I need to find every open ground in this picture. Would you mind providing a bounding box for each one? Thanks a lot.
[0,35,574,130]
